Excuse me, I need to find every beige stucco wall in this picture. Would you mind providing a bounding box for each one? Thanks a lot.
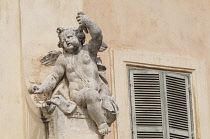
[20,0,83,139]
[0,0,24,139]
[1,0,210,138]
[83,0,210,138]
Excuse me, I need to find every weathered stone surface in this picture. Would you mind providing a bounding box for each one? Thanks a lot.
[29,12,118,138]
[47,107,103,139]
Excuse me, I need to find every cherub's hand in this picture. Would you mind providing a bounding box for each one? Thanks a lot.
[34,86,44,94]
[76,12,89,34]
[28,85,44,94]
[76,12,88,26]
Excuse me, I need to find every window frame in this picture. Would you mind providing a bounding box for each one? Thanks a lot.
[109,49,204,139]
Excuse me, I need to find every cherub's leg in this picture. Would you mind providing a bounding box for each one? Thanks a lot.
[83,88,111,135]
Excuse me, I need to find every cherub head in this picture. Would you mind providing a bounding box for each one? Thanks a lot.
[56,26,85,53]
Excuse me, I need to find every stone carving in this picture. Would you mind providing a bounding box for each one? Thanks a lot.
[29,12,118,137]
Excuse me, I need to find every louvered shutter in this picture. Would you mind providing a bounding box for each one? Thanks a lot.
[130,70,164,139]
[164,73,193,139]
[129,69,193,139]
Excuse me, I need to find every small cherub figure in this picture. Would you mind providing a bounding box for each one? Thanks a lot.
[29,12,118,135]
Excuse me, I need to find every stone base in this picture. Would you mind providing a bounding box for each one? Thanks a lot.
[47,106,103,139]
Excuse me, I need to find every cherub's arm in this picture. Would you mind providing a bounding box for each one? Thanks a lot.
[76,12,103,55]
[33,56,65,94]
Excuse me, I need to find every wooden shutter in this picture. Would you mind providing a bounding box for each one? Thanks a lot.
[164,73,193,139]
[130,70,164,139]
[129,69,193,139]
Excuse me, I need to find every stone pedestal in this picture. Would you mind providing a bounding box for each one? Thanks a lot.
[48,106,103,139]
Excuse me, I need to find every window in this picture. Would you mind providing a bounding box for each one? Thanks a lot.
[129,69,194,139]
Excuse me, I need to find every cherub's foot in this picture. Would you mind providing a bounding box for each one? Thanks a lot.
[98,123,111,135]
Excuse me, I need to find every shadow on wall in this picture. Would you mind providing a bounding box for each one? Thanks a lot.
[25,90,46,139]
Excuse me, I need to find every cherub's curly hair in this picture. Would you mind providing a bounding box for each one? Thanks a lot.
[56,26,86,48]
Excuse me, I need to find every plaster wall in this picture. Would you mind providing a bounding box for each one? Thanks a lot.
[19,0,83,139]
[0,0,24,139]
[83,0,210,139]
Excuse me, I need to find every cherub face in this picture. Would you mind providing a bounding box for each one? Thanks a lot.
[60,29,80,54]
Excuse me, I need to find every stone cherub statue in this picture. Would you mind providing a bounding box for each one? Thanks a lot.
[29,12,118,136]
